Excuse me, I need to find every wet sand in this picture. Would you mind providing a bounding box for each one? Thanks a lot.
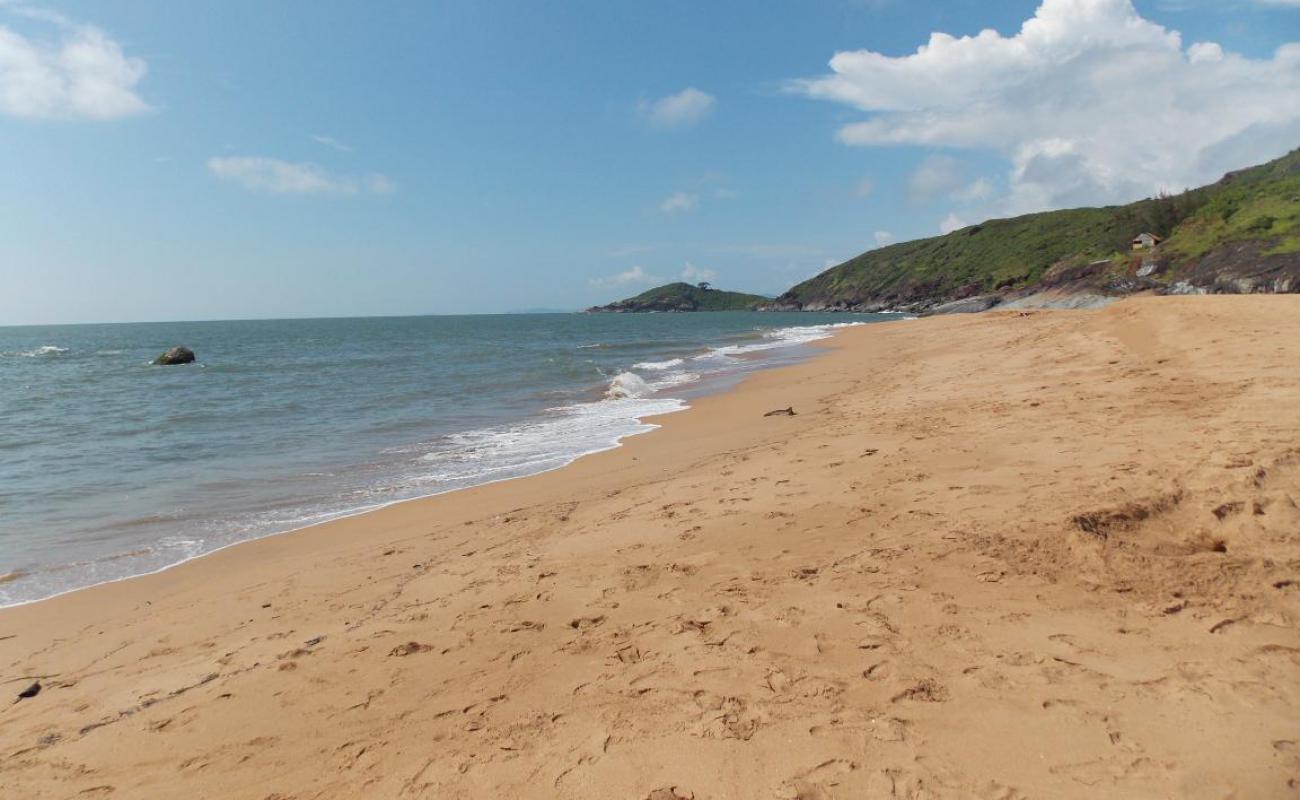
[2,295,1298,798]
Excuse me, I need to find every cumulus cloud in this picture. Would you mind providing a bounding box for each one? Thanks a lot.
[939,213,967,234]
[659,191,699,213]
[792,0,1300,213]
[907,155,964,204]
[681,263,717,283]
[639,87,715,129]
[874,231,894,247]
[590,265,660,289]
[0,6,150,120]
[952,176,995,202]
[906,156,995,205]
[207,156,395,196]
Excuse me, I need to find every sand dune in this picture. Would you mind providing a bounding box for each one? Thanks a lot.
[2,296,1298,798]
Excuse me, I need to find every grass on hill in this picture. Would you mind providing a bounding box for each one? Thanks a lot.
[778,148,1300,308]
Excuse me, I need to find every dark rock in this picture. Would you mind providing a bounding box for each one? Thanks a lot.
[16,681,40,701]
[764,406,796,417]
[153,346,196,366]
[1174,240,1300,294]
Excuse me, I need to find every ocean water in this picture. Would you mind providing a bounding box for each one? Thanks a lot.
[0,312,891,606]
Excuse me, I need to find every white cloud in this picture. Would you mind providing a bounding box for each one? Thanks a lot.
[952,177,995,202]
[659,191,699,213]
[907,155,964,204]
[590,265,660,289]
[639,87,715,129]
[311,134,353,152]
[0,7,149,120]
[793,0,1300,213]
[681,263,717,283]
[907,157,995,204]
[1186,41,1224,64]
[874,231,894,247]
[207,156,395,196]
[940,213,967,234]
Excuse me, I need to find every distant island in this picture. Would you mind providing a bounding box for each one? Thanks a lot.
[587,282,769,312]
[588,148,1299,316]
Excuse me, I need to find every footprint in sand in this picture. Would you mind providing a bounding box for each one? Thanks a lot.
[388,641,432,657]
[890,678,949,703]
[568,615,606,631]
[775,758,859,799]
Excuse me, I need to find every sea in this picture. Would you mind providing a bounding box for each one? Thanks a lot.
[0,311,894,607]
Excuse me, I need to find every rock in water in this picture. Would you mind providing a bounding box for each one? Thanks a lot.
[153,346,196,365]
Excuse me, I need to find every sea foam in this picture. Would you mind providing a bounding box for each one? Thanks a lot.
[606,371,654,399]
[3,345,69,358]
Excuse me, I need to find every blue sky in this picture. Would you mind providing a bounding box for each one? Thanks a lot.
[1,0,1297,324]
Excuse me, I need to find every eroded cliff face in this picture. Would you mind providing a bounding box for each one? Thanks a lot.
[1173,241,1300,295]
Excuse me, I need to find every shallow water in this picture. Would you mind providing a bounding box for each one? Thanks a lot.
[0,311,890,605]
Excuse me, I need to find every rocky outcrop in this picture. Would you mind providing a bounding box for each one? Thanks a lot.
[1000,291,1116,310]
[1174,240,1300,295]
[153,346,196,365]
[920,295,1004,316]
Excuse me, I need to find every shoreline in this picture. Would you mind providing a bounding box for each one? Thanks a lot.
[0,317,873,610]
[0,401,688,613]
[0,322,857,616]
[3,296,1298,798]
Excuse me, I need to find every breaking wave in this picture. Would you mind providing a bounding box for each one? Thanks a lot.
[3,345,69,358]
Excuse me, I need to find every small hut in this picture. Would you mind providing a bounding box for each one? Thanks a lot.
[1131,232,1162,251]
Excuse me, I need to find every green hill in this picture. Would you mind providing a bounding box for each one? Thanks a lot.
[771,148,1300,312]
[588,282,769,312]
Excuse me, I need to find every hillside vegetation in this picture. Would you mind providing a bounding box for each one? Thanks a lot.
[588,282,768,312]
[771,147,1300,311]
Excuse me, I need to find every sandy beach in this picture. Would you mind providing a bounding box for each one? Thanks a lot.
[2,295,1298,798]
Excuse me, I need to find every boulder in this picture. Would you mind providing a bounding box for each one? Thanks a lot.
[153,346,196,365]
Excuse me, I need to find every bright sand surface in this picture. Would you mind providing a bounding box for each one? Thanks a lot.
[2,296,1298,799]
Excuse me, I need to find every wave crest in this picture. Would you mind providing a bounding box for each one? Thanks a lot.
[605,371,653,400]
[3,345,69,358]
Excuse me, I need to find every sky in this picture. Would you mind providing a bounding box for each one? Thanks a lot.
[1,0,1297,324]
